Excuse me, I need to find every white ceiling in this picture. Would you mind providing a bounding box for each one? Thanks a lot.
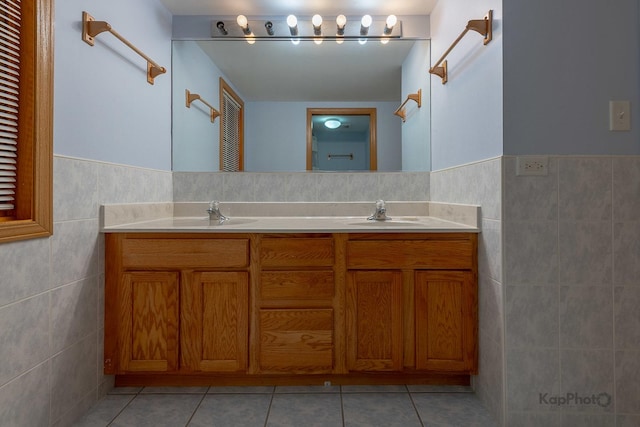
[160,0,438,17]
[196,39,420,102]
[164,0,437,102]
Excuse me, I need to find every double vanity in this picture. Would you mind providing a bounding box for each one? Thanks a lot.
[101,201,480,387]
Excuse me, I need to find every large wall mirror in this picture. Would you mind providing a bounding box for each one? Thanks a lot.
[172,33,431,172]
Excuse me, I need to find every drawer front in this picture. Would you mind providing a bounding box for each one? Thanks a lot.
[260,238,334,268]
[122,238,249,269]
[346,239,473,270]
[260,271,335,301]
[259,309,334,373]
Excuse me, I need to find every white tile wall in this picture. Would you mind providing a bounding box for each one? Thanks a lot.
[431,157,504,427]
[616,351,640,414]
[430,154,640,426]
[173,171,430,202]
[504,155,640,425]
[0,238,50,307]
[0,156,172,427]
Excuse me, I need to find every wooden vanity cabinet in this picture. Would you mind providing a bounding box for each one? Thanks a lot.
[104,233,250,375]
[104,231,477,383]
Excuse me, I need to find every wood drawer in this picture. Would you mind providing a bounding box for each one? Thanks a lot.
[346,239,474,270]
[121,238,249,269]
[260,237,334,268]
[259,309,334,373]
[260,271,335,301]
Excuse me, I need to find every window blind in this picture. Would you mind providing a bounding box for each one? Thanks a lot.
[221,91,241,172]
[0,0,20,212]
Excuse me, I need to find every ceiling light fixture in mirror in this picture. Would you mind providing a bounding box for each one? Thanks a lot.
[211,15,402,40]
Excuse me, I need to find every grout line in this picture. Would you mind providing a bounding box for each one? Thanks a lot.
[557,157,562,410]
[406,386,426,427]
[340,385,345,427]
[611,159,617,426]
[263,389,275,427]
[183,389,208,427]
[106,390,140,426]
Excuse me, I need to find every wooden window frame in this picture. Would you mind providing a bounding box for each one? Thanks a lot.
[0,0,53,243]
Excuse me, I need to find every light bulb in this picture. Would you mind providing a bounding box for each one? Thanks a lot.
[336,14,347,29]
[216,21,228,35]
[312,14,323,36]
[336,38,344,44]
[265,21,274,36]
[324,119,341,129]
[384,15,397,35]
[287,14,298,36]
[358,38,367,45]
[360,14,372,36]
[386,15,397,28]
[236,15,248,29]
[314,37,323,45]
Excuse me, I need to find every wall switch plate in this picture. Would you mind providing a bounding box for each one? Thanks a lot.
[516,156,548,176]
[609,100,631,131]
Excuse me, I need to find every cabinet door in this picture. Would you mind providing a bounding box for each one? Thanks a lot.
[119,272,179,372]
[181,271,249,372]
[346,270,403,371]
[415,271,477,373]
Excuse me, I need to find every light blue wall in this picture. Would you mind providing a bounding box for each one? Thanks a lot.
[431,0,640,165]
[429,0,503,171]
[245,101,401,171]
[172,40,220,171]
[54,0,173,170]
[314,131,369,171]
[401,40,431,171]
[171,41,246,171]
[503,0,640,155]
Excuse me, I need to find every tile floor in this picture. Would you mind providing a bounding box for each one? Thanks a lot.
[74,385,497,427]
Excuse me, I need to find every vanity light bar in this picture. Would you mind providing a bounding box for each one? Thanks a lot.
[210,16,402,39]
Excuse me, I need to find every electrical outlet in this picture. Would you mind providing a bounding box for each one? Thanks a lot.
[516,156,548,176]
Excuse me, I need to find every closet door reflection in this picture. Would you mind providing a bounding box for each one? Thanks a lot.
[220,78,245,171]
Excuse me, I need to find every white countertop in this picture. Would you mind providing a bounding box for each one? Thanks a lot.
[101,215,478,233]
[100,202,480,233]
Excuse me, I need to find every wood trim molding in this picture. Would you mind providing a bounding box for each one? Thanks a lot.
[0,0,54,243]
[306,108,377,171]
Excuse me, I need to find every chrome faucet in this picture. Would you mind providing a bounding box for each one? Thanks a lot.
[207,200,228,224]
[367,199,391,221]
